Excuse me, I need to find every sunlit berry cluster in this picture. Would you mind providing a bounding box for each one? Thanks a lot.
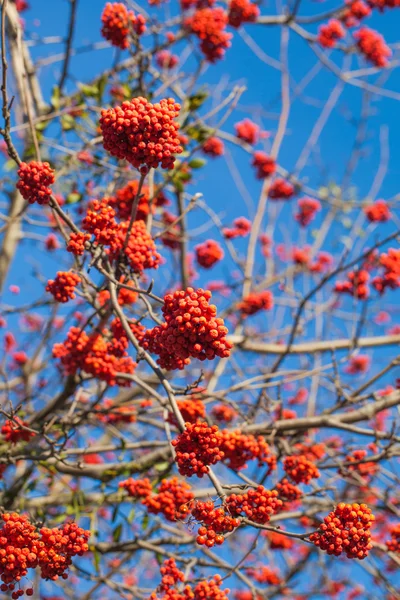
[386,523,400,553]
[246,566,281,585]
[238,290,274,316]
[296,197,321,227]
[202,136,225,157]
[150,559,229,600]
[373,248,400,294]
[283,455,320,484]
[146,477,195,522]
[172,422,224,477]
[110,219,161,274]
[46,271,81,303]
[100,2,145,49]
[195,239,224,268]
[310,503,375,559]
[191,500,240,547]
[222,216,251,239]
[228,0,259,27]
[211,403,237,423]
[184,8,232,63]
[156,50,179,69]
[106,179,168,221]
[1,417,34,444]
[66,232,90,256]
[269,178,295,200]
[252,152,276,179]
[52,325,136,386]
[342,0,371,27]
[318,19,345,48]
[354,26,391,67]
[98,398,136,424]
[342,449,377,480]
[276,478,302,502]
[16,161,55,205]
[168,397,206,427]
[335,269,370,300]
[141,288,232,370]
[226,487,283,524]
[100,97,182,171]
[118,477,153,499]
[219,430,276,472]
[0,513,89,598]
[82,200,118,245]
[364,199,390,222]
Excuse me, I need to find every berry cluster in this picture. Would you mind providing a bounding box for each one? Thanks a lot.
[269,178,295,200]
[335,269,370,300]
[310,503,375,559]
[222,216,251,239]
[220,430,276,472]
[235,119,260,144]
[156,50,179,70]
[354,27,391,67]
[252,152,276,179]
[226,487,283,524]
[119,477,153,499]
[265,530,294,550]
[364,199,390,222]
[345,354,370,374]
[16,161,55,205]
[283,455,320,484]
[141,288,232,370]
[275,478,302,502]
[150,559,229,600]
[146,477,194,522]
[202,136,225,156]
[195,239,224,269]
[106,179,168,221]
[98,277,138,307]
[386,523,400,553]
[228,0,259,27]
[168,397,206,427]
[211,403,237,423]
[342,449,377,480]
[0,513,89,598]
[1,417,34,444]
[82,200,118,246]
[296,197,321,227]
[172,422,224,477]
[100,2,145,49]
[342,0,371,27]
[98,398,136,424]
[191,500,240,546]
[67,232,90,256]
[46,271,81,303]
[373,249,400,294]
[246,566,281,585]
[184,8,232,63]
[109,219,161,274]
[238,291,274,316]
[318,19,345,48]
[52,325,136,386]
[100,97,182,171]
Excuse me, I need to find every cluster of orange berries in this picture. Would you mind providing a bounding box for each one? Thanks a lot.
[283,455,320,484]
[52,325,136,386]
[1,417,34,444]
[97,398,136,424]
[226,486,283,524]
[119,477,194,522]
[354,26,391,67]
[238,290,274,316]
[373,248,400,294]
[100,97,182,172]
[97,277,138,307]
[252,152,276,179]
[150,559,229,600]
[275,478,302,502]
[191,500,240,547]
[195,239,224,269]
[219,430,276,472]
[235,119,260,144]
[342,449,378,480]
[246,566,281,585]
[222,216,251,239]
[335,269,370,300]
[318,19,345,47]
[46,271,81,303]
[82,199,119,246]
[296,197,321,227]
[386,523,400,553]
[109,219,161,273]
[202,137,225,157]
[141,288,232,370]
[269,178,295,200]
[211,403,237,423]
[310,503,375,559]
[168,397,206,427]
[0,513,89,598]
[364,199,390,222]
[172,422,224,477]
[106,179,168,221]
[228,0,259,27]
[100,2,145,49]
[17,161,55,205]
[67,231,90,256]
[184,8,232,63]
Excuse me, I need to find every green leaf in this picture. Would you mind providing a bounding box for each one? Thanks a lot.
[51,85,60,110]
[113,523,123,542]
[154,461,169,472]
[61,114,75,131]
[142,513,149,530]
[127,507,136,524]
[66,192,82,204]
[188,158,206,169]
[78,83,100,97]
[4,159,16,172]
[187,90,208,111]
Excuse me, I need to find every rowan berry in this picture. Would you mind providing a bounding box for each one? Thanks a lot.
[283,455,320,484]
[172,421,224,477]
[17,161,55,205]
[101,2,146,49]
[46,271,81,303]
